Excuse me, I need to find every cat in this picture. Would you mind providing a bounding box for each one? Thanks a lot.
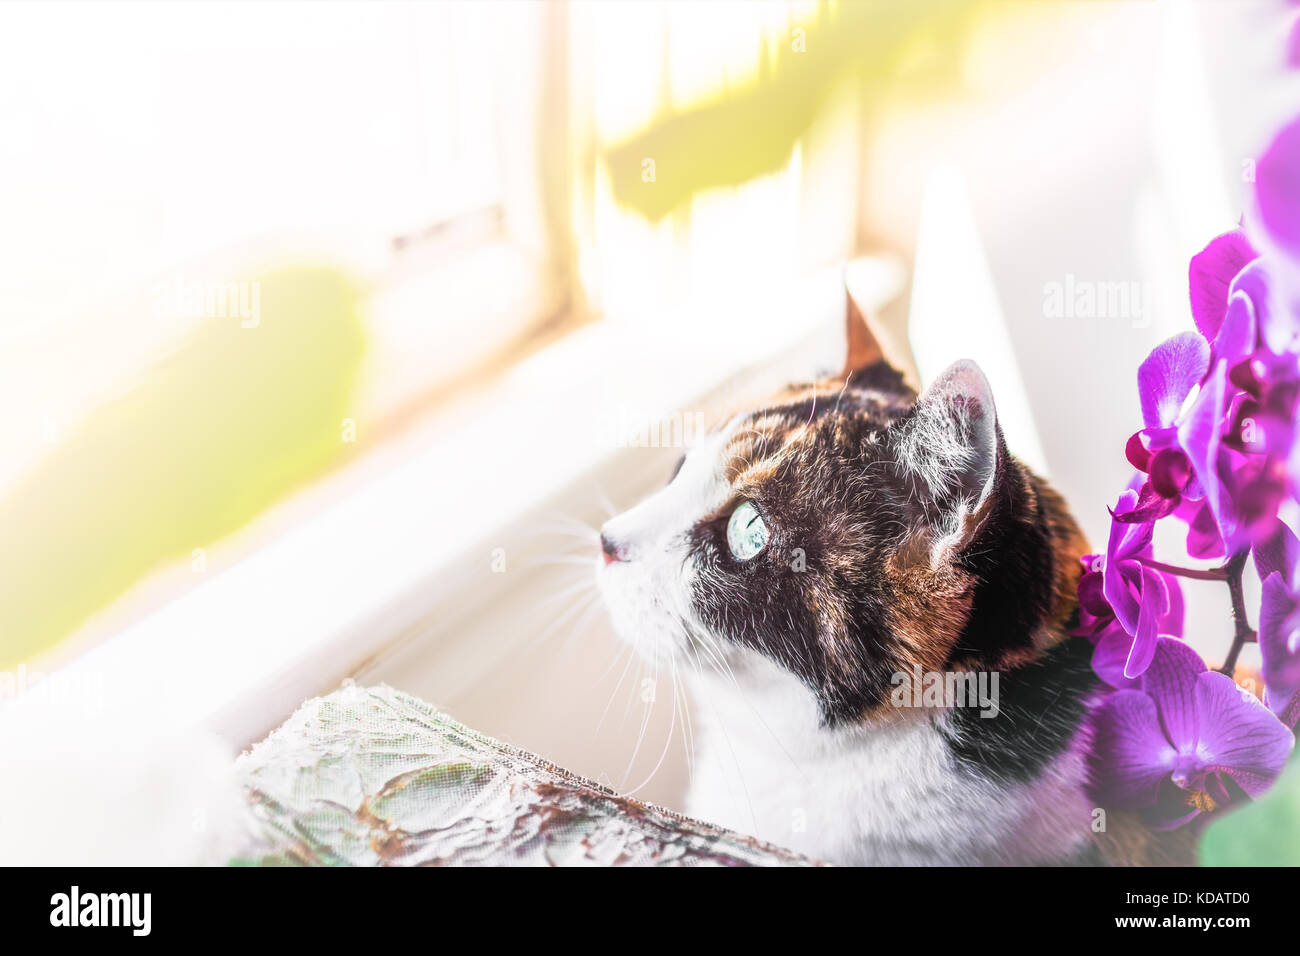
[595,291,1193,866]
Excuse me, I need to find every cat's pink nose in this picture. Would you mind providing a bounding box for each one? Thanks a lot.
[600,532,625,565]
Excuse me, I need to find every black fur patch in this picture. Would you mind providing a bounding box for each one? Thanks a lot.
[943,468,1058,668]
[688,379,913,723]
[939,635,1099,785]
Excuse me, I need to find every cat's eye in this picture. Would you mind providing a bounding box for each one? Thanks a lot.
[726,500,769,561]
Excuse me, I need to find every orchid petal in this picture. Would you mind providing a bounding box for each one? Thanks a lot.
[1149,449,1191,498]
[1213,290,1258,368]
[1179,498,1226,559]
[1178,358,1238,545]
[1194,671,1295,798]
[1103,492,1145,635]
[1159,569,1186,638]
[1093,630,1141,690]
[1103,562,1142,638]
[1137,636,1206,742]
[1138,333,1210,430]
[1111,483,1179,524]
[1121,566,1168,679]
[1088,690,1174,809]
[1110,491,1156,559]
[1189,229,1257,342]
[1077,570,1110,617]
[1227,258,1277,354]
[1253,114,1300,261]
[1125,431,1152,472]
[1253,518,1299,582]
[1259,571,1300,719]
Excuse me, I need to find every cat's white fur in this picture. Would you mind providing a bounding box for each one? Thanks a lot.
[598,412,1095,866]
[684,653,1095,865]
[599,427,734,668]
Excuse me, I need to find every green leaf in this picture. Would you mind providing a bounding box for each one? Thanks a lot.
[1200,758,1300,866]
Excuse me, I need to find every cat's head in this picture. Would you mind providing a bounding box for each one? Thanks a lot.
[596,295,1081,726]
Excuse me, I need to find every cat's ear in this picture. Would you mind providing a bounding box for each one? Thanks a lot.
[841,265,914,383]
[843,282,885,375]
[893,359,1003,546]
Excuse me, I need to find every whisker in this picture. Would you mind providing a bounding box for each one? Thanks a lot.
[622,650,658,782]
[622,653,679,798]
[552,592,607,664]
[670,657,695,786]
[595,643,638,737]
[528,587,600,651]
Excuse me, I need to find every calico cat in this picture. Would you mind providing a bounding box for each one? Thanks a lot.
[596,293,1193,866]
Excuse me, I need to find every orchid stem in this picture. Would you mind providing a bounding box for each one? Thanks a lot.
[1136,557,1228,582]
[1218,551,1256,678]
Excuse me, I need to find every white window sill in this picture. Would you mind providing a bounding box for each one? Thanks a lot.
[0,258,903,750]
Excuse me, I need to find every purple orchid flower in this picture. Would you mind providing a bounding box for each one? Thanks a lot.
[1189,228,1258,343]
[1075,520,1184,690]
[1174,495,1225,559]
[1083,543,1183,691]
[1085,93,1300,834]
[1097,490,1181,679]
[1259,573,1300,727]
[1088,636,1295,829]
[1248,111,1300,368]
[1243,114,1300,513]
[1255,522,1300,726]
[1091,629,1144,691]
[1202,261,1297,540]
[1123,217,1298,555]
[1120,332,1210,526]
[1253,111,1300,263]
[1177,227,1299,551]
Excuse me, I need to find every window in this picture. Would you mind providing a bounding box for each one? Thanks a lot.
[0,1,870,680]
[0,1,571,666]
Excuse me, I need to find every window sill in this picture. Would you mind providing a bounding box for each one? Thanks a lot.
[0,258,903,751]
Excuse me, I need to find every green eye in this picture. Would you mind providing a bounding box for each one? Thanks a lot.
[726,500,769,561]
